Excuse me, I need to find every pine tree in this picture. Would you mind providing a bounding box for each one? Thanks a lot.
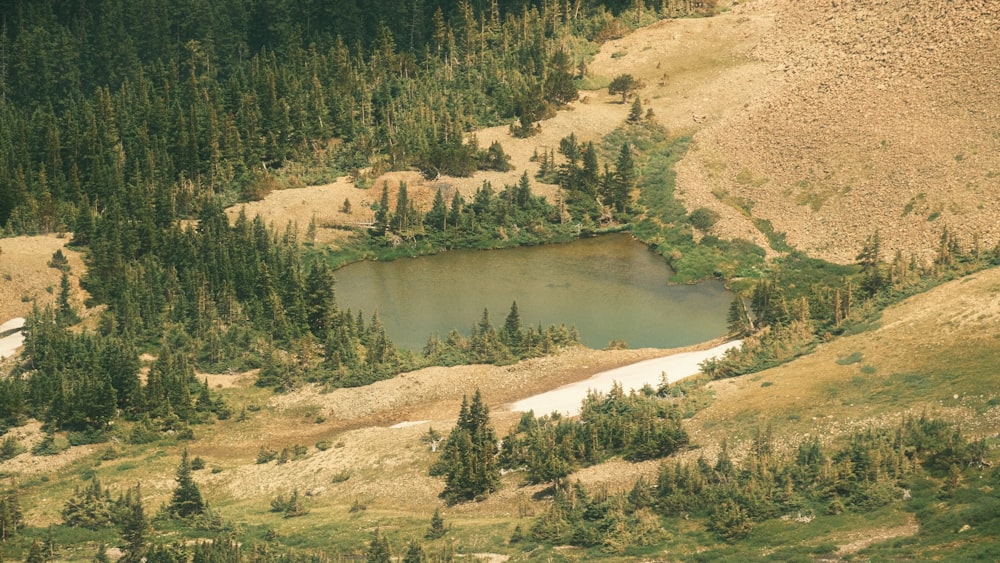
[56,271,79,326]
[0,490,25,541]
[726,295,753,336]
[426,189,448,231]
[857,229,885,295]
[305,260,337,336]
[26,540,45,563]
[366,527,392,563]
[436,390,501,502]
[628,96,643,123]
[611,143,636,212]
[425,507,446,539]
[168,448,205,518]
[92,543,111,563]
[500,301,525,356]
[403,539,426,563]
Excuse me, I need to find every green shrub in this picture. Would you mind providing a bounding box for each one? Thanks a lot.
[836,351,864,365]
[689,207,721,231]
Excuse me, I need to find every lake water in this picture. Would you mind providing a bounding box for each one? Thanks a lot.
[333,234,733,351]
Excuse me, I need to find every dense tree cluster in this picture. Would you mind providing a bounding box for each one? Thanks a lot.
[370,173,563,247]
[424,303,580,367]
[501,383,689,484]
[535,132,636,225]
[0,0,683,236]
[0,306,228,435]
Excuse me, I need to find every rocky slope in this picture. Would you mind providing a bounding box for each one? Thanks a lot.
[677,0,1000,263]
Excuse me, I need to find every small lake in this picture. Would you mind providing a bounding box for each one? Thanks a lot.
[333,234,733,351]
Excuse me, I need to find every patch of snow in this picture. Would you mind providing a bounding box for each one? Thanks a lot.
[0,317,25,334]
[509,340,742,416]
[389,420,430,429]
[0,317,25,360]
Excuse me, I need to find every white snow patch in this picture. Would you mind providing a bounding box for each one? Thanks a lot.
[0,317,26,360]
[0,317,25,334]
[389,420,430,429]
[509,340,742,416]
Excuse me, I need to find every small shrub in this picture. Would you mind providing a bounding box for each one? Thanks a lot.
[836,351,864,365]
[68,429,108,446]
[315,440,332,451]
[331,470,351,484]
[1,435,25,461]
[349,498,366,512]
[48,249,70,271]
[191,456,206,470]
[32,433,64,456]
[270,490,309,518]
[257,446,277,464]
[689,207,721,231]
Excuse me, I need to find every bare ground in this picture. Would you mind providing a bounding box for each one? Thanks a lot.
[677,0,1000,263]
[0,235,89,324]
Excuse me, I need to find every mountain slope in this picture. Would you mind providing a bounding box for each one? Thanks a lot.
[676,0,1000,263]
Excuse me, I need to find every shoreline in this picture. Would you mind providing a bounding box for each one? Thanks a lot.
[508,339,741,416]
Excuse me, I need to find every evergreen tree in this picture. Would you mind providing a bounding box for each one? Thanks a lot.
[56,271,79,326]
[93,543,111,563]
[26,540,45,563]
[62,478,115,529]
[403,539,426,563]
[117,484,149,560]
[627,96,643,123]
[425,507,446,539]
[857,229,885,295]
[168,448,206,518]
[426,189,448,231]
[500,301,525,356]
[726,295,753,336]
[435,390,501,502]
[611,143,636,212]
[304,260,337,336]
[366,527,392,563]
[0,490,24,541]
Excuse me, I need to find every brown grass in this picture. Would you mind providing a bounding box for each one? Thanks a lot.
[0,235,89,324]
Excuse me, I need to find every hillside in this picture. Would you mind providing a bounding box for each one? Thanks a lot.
[235,0,1000,266]
[676,0,1000,263]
